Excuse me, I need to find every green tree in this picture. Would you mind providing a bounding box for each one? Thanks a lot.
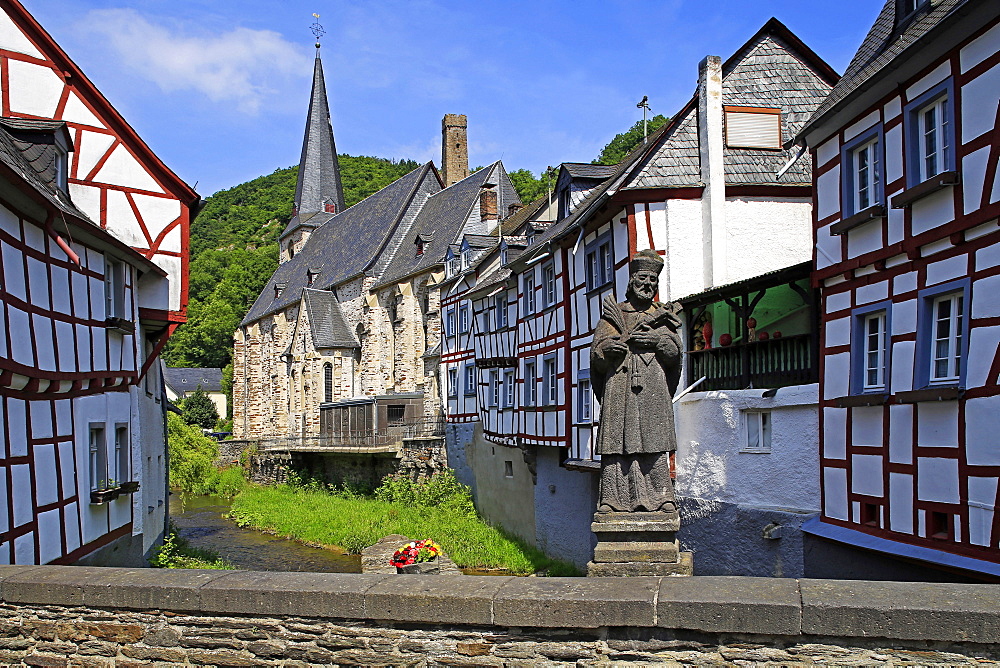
[181,386,219,430]
[593,114,669,165]
[508,168,556,205]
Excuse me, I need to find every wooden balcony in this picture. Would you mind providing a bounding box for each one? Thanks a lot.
[685,333,817,392]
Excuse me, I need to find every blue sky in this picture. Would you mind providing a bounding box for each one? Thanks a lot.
[23,0,883,198]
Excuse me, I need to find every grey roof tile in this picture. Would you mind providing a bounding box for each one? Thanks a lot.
[799,0,976,138]
[302,288,359,348]
[561,163,617,180]
[295,49,345,217]
[164,367,224,393]
[242,163,432,325]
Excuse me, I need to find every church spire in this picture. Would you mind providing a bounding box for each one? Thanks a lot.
[293,17,344,218]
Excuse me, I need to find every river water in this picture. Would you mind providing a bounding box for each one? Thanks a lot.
[169,493,361,573]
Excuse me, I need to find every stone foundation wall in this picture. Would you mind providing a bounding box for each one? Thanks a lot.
[0,566,997,666]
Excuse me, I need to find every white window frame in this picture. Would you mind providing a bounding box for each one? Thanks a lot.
[489,369,500,407]
[862,311,887,392]
[502,369,515,408]
[578,378,592,423]
[523,360,537,406]
[459,304,470,334]
[742,411,772,453]
[542,263,556,308]
[852,136,880,213]
[542,355,557,405]
[89,424,107,491]
[524,273,536,315]
[915,94,949,182]
[464,362,476,396]
[447,367,458,397]
[445,309,456,338]
[104,256,126,320]
[929,291,963,385]
[496,292,508,329]
[115,423,130,483]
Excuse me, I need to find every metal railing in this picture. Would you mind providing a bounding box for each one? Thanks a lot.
[245,416,446,452]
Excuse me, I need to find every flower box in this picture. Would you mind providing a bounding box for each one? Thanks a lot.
[119,481,140,494]
[90,487,121,504]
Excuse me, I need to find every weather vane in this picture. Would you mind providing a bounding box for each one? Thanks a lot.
[310,13,325,48]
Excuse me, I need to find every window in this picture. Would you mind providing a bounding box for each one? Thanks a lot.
[577,376,592,423]
[504,460,514,478]
[464,363,476,396]
[929,291,964,384]
[104,257,126,319]
[323,363,333,403]
[387,405,406,425]
[489,370,500,407]
[743,411,772,453]
[542,263,556,308]
[54,146,68,192]
[558,188,571,219]
[523,360,537,406]
[585,235,613,291]
[852,303,890,394]
[724,106,781,149]
[459,305,470,334]
[496,292,508,329]
[446,250,461,277]
[115,424,129,483]
[89,424,107,491]
[502,369,515,408]
[896,0,930,26]
[524,273,536,314]
[499,246,508,266]
[905,81,955,186]
[841,127,884,216]
[461,248,472,270]
[447,368,458,397]
[915,281,969,389]
[542,355,557,405]
[445,309,456,338]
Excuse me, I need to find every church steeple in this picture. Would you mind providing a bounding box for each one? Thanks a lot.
[294,43,345,217]
[280,21,345,264]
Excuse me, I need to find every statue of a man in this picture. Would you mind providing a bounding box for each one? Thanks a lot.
[590,249,682,514]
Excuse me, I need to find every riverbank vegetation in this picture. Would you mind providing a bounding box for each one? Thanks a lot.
[167,413,246,496]
[229,472,580,576]
[150,526,234,570]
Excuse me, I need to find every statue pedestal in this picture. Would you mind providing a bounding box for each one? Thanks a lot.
[587,511,693,577]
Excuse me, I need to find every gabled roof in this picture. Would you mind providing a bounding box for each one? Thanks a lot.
[163,367,223,394]
[302,288,359,348]
[372,164,504,289]
[797,0,979,141]
[0,122,86,222]
[626,18,837,190]
[242,163,433,325]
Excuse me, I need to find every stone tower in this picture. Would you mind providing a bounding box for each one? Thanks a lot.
[441,114,469,188]
[279,44,345,263]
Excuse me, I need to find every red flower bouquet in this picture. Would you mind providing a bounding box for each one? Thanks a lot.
[389,539,441,567]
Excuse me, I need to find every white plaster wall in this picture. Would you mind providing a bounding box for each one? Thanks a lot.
[723,197,812,286]
[664,198,704,300]
[675,383,819,511]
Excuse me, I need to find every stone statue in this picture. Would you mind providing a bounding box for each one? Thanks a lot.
[590,249,682,514]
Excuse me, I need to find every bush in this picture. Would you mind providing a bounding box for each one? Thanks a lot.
[167,413,245,496]
[181,386,219,430]
[374,470,476,518]
[150,525,234,569]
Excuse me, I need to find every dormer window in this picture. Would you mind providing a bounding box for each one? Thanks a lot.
[306,269,320,287]
[416,240,424,256]
[724,106,781,149]
[526,230,536,246]
[445,249,461,278]
[324,199,337,214]
[461,248,472,270]
[274,283,286,299]
[896,0,930,27]
[499,242,508,267]
[54,145,68,192]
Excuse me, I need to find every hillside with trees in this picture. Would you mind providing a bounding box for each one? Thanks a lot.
[166,117,669,373]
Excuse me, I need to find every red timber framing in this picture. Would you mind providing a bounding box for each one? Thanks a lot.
[809,11,1000,567]
[0,0,198,323]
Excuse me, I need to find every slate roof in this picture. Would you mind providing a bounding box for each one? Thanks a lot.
[627,18,837,190]
[501,195,553,236]
[372,164,501,289]
[295,49,344,217]
[163,367,223,394]
[302,288,359,348]
[242,163,432,325]
[798,0,971,140]
[0,121,91,224]
[561,163,617,180]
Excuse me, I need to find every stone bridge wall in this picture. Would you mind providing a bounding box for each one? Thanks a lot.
[0,566,997,665]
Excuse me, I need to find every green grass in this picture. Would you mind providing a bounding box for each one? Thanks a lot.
[229,484,580,576]
[149,526,235,570]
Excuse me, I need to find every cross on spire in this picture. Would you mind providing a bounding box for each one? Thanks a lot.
[310,13,325,48]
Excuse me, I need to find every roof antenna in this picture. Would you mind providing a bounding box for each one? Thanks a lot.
[310,13,325,49]
[637,96,652,144]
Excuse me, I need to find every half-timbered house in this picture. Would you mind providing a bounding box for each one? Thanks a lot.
[444,19,838,572]
[796,0,1000,579]
[0,1,198,565]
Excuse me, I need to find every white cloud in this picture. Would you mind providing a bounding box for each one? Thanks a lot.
[76,8,310,114]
